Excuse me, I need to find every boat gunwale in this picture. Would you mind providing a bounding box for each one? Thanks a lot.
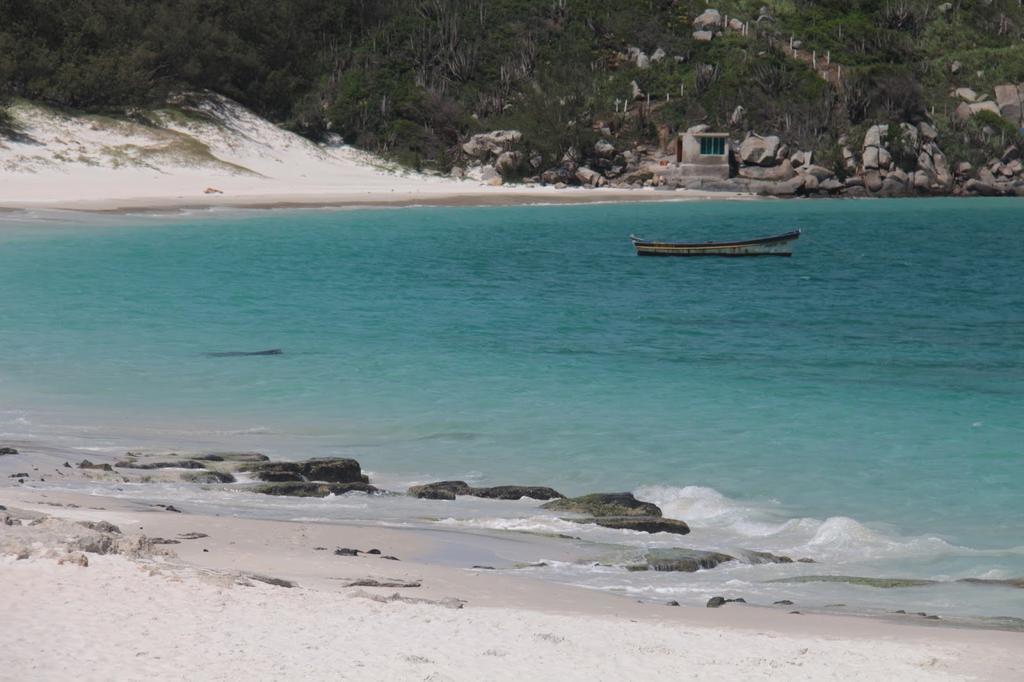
[629,229,801,249]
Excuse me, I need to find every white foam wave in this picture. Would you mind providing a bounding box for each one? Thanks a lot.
[634,484,768,526]
[633,484,973,564]
[436,515,581,535]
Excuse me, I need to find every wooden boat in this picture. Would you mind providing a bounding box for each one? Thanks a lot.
[629,229,801,257]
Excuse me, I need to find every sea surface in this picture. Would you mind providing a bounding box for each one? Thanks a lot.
[1,198,1022,622]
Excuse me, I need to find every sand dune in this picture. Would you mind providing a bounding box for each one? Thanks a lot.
[0,94,737,211]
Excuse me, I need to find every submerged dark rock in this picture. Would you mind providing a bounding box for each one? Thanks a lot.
[958,578,1024,589]
[769,575,937,588]
[115,460,206,470]
[737,550,794,564]
[541,493,661,517]
[773,599,795,606]
[251,481,377,497]
[567,516,690,535]
[0,447,19,455]
[641,548,735,573]
[334,547,360,556]
[407,480,563,501]
[244,458,368,484]
[181,470,236,484]
[205,349,283,357]
[194,452,269,463]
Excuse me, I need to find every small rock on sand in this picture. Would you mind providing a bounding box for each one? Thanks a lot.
[707,596,746,608]
[246,574,295,588]
[334,547,360,556]
[344,579,422,588]
[78,459,113,471]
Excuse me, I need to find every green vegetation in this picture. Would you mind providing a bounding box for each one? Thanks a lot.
[3,0,1024,168]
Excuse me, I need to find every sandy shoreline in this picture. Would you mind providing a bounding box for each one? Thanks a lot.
[0,95,754,215]
[2,463,1022,680]
[0,187,753,215]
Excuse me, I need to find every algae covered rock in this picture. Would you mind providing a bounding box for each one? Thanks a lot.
[567,516,690,535]
[541,492,661,517]
[407,481,473,500]
[114,460,206,470]
[737,550,794,564]
[194,452,269,463]
[642,548,735,572]
[249,481,377,497]
[407,481,564,501]
[181,470,236,484]
[768,575,937,588]
[244,457,368,484]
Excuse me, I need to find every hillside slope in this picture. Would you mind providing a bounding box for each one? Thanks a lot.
[3,1,1024,196]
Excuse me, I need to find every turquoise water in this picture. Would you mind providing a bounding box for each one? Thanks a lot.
[1,199,1022,588]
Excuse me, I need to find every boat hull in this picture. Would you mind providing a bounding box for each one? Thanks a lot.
[631,230,800,257]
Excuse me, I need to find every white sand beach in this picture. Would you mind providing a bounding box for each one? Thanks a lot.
[1,456,1021,681]
[0,94,745,213]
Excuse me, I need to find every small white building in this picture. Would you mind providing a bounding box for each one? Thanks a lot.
[674,131,731,179]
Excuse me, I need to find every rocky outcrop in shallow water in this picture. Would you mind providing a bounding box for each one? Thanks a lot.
[631,548,737,572]
[541,492,661,517]
[181,470,236,484]
[566,516,690,535]
[193,452,269,463]
[115,460,207,470]
[249,481,377,497]
[0,447,19,455]
[769,575,937,588]
[407,480,564,501]
[244,458,368,484]
[625,548,800,572]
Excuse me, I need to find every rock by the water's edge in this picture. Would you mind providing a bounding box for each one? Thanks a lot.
[249,481,377,497]
[115,460,207,470]
[244,458,368,484]
[707,596,746,608]
[639,548,736,573]
[0,447,19,455]
[407,480,564,501]
[566,516,690,535]
[181,470,236,484]
[769,575,937,588]
[541,492,661,517]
